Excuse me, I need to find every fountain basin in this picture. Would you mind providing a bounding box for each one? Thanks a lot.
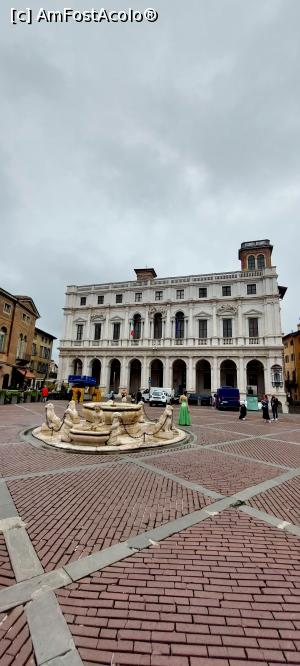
[83,401,142,426]
[69,428,110,446]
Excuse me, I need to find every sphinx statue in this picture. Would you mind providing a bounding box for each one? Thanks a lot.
[90,405,105,431]
[107,412,123,446]
[144,404,175,440]
[41,402,62,434]
[67,400,81,424]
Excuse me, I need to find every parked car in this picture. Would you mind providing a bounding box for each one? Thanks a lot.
[149,389,170,407]
[188,392,212,406]
[215,387,240,411]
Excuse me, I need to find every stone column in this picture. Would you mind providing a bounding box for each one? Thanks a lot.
[120,356,128,390]
[101,356,110,391]
[141,356,148,389]
[211,356,219,394]
[82,357,89,376]
[187,357,195,392]
[165,356,171,387]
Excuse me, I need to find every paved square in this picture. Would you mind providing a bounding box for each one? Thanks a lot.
[146,448,283,495]
[0,402,300,665]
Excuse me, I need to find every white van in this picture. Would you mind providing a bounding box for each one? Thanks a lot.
[149,387,175,407]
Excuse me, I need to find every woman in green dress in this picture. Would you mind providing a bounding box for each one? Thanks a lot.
[178,392,191,426]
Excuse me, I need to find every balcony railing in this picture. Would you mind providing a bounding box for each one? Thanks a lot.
[59,335,267,350]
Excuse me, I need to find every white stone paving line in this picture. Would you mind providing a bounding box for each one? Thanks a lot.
[26,590,83,665]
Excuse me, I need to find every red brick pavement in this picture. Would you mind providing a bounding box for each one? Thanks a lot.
[214,438,300,469]
[0,442,118,477]
[146,449,283,496]
[0,534,16,589]
[266,430,300,445]
[0,606,36,665]
[204,419,297,438]
[248,476,300,526]
[7,464,212,571]
[182,425,251,446]
[56,510,300,665]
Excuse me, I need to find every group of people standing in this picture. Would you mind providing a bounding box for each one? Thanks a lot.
[239,395,279,422]
[261,395,279,423]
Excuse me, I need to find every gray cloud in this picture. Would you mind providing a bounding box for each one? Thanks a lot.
[0,0,299,356]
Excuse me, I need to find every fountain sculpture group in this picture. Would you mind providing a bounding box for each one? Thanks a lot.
[33,399,186,453]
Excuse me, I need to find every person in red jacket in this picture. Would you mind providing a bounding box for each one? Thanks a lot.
[41,386,49,402]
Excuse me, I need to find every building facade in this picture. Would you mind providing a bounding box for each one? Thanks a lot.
[0,288,40,388]
[31,328,57,387]
[283,324,300,401]
[58,240,287,410]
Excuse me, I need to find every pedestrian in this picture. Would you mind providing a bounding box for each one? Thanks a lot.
[178,392,191,426]
[76,389,81,404]
[261,395,271,423]
[239,401,247,421]
[271,395,279,421]
[41,385,48,403]
[136,389,142,403]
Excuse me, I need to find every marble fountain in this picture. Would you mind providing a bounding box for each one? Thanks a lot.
[32,399,187,453]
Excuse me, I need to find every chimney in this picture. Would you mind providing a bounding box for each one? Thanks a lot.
[134,268,157,281]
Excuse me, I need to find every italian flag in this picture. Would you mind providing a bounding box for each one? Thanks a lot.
[130,321,134,337]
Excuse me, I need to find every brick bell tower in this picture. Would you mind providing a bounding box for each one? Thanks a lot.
[239,239,273,271]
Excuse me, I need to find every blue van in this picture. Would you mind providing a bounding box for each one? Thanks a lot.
[215,387,240,411]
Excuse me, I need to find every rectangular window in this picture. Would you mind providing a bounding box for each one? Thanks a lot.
[222,286,231,297]
[176,289,184,299]
[97,295,104,305]
[248,318,258,338]
[135,292,142,302]
[76,324,83,340]
[199,288,207,298]
[291,354,295,361]
[116,294,123,304]
[80,297,86,306]
[32,343,37,356]
[94,323,101,340]
[247,284,257,295]
[3,303,12,314]
[155,291,163,301]
[285,355,289,363]
[198,320,207,338]
[223,318,232,338]
[22,313,27,321]
[113,322,120,340]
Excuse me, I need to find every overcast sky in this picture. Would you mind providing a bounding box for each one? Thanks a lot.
[1,0,299,359]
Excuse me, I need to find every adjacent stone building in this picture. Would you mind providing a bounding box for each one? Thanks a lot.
[0,288,40,388]
[58,240,287,409]
[283,324,300,401]
[31,327,57,387]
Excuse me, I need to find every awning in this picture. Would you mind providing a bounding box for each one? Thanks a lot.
[17,369,36,380]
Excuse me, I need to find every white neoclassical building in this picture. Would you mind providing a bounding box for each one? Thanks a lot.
[58,240,287,409]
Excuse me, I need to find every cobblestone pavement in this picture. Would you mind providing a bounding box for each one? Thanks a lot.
[0,401,300,665]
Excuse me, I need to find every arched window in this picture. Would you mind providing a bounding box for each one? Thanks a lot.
[271,365,283,387]
[247,255,256,270]
[257,254,265,269]
[153,313,162,339]
[133,314,142,339]
[175,311,184,339]
[0,327,7,353]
